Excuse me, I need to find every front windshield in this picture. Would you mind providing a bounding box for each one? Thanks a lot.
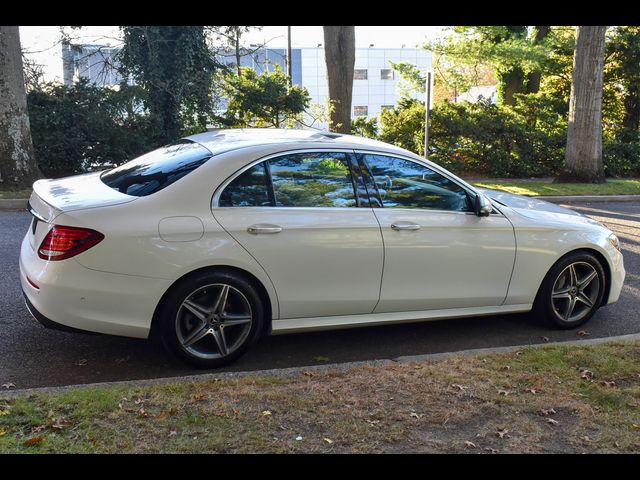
[101,140,212,197]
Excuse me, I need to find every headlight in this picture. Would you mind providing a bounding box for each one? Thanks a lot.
[608,233,621,252]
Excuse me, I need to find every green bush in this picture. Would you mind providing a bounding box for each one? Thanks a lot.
[27,80,160,178]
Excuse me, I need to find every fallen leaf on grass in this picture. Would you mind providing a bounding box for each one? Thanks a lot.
[581,435,592,442]
[138,406,148,417]
[496,428,510,439]
[323,438,333,444]
[192,393,207,402]
[302,371,314,378]
[168,430,178,437]
[546,418,559,425]
[50,418,72,430]
[366,420,380,427]
[410,412,423,419]
[541,336,550,343]
[498,389,510,396]
[24,436,44,446]
[580,369,594,380]
[1,382,15,389]
[501,365,511,371]
[485,447,499,453]
[525,388,539,394]
[577,330,590,337]
[601,380,616,388]
[262,410,272,417]
[632,424,640,430]
[0,427,6,437]
[295,435,303,441]
[464,441,477,449]
[31,425,45,434]
[451,384,466,392]
[0,409,10,416]
[540,408,557,416]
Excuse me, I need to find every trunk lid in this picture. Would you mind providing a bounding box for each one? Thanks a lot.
[26,172,136,249]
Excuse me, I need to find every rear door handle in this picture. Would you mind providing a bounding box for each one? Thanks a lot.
[247,224,283,234]
[391,223,421,231]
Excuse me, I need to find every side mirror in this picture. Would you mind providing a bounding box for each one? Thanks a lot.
[474,193,493,217]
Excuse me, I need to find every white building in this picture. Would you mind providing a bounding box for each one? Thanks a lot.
[299,47,432,123]
[62,44,433,126]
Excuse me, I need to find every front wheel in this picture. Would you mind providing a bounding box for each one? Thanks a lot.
[157,271,264,368]
[534,252,606,329]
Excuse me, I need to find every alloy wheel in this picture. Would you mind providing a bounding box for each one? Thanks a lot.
[551,261,601,323]
[175,283,253,360]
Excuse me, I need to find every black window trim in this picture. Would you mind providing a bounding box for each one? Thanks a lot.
[212,148,363,210]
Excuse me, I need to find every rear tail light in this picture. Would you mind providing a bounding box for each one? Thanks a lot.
[38,225,104,261]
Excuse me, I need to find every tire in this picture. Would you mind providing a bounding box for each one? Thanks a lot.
[157,270,264,368]
[533,251,606,329]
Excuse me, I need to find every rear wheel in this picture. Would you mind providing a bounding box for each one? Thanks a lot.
[157,271,264,368]
[534,252,606,329]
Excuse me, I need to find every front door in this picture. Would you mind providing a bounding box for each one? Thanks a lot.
[358,153,516,313]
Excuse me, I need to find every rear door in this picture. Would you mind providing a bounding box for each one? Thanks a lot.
[212,150,384,320]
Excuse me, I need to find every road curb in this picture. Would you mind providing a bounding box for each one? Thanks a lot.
[3,333,639,399]
[0,199,27,210]
[538,194,640,203]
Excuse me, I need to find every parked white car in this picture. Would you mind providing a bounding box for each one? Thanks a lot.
[20,129,625,367]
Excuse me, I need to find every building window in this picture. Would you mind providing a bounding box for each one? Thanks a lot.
[380,69,394,80]
[354,69,368,80]
[381,105,395,111]
[354,106,368,116]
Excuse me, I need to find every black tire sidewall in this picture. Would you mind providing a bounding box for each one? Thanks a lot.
[535,252,606,329]
[158,271,264,368]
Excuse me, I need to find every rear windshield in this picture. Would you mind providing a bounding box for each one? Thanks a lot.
[101,140,212,197]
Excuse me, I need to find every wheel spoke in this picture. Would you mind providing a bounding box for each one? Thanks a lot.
[182,324,211,348]
[212,285,230,316]
[552,291,571,300]
[569,264,578,288]
[576,292,594,308]
[578,270,597,291]
[221,313,252,327]
[564,296,577,320]
[183,299,210,321]
[211,327,228,356]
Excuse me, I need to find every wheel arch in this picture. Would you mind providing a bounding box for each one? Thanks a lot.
[535,247,612,306]
[149,265,275,340]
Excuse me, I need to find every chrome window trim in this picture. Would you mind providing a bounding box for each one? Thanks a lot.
[211,148,359,209]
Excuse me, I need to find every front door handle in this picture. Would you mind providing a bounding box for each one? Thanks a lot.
[391,223,421,231]
[247,224,283,235]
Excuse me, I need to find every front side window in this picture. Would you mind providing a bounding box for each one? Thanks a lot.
[363,154,471,211]
[270,153,357,208]
[101,140,211,197]
[380,69,394,80]
[354,105,368,116]
[354,69,368,80]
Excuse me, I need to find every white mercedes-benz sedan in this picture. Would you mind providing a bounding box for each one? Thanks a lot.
[20,129,625,367]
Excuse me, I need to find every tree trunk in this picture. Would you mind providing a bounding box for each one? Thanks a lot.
[622,85,640,132]
[323,26,355,133]
[0,25,40,188]
[525,26,551,94]
[557,26,607,183]
[499,67,526,106]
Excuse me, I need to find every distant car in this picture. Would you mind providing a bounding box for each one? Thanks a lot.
[20,129,625,367]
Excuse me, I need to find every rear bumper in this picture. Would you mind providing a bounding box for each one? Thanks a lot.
[20,233,171,339]
[23,292,97,335]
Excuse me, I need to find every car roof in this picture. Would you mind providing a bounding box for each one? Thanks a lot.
[184,128,413,157]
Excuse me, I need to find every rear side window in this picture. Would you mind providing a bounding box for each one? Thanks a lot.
[217,152,358,208]
[101,140,211,196]
[218,164,272,207]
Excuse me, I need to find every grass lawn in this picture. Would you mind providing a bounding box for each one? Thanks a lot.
[2,341,639,453]
[472,179,640,197]
[0,189,31,199]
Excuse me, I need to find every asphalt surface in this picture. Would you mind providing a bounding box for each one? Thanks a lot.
[1,202,639,390]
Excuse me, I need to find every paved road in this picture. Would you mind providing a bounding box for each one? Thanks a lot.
[1,202,638,390]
